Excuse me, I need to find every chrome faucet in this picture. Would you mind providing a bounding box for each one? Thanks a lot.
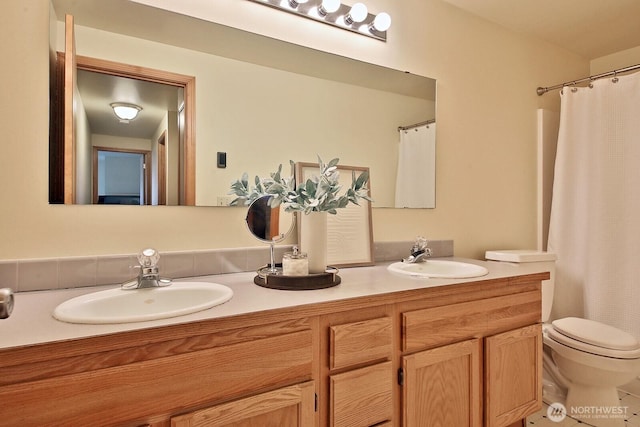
[122,248,172,290]
[403,237,432,263]
[0,288,14,319]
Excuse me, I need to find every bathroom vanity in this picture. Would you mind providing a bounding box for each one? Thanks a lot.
[0,260,547,426]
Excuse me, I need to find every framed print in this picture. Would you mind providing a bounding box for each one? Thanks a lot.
[295,161,374,268]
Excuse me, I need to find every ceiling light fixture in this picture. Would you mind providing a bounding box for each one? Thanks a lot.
[110,102,142,122]
[247,0,391,42]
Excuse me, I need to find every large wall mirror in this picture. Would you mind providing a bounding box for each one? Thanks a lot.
[49,0,436,208]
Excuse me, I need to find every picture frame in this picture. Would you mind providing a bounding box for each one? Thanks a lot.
[294,161,374,268]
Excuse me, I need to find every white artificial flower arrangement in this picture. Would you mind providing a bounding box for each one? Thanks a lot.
[229,156,371,214]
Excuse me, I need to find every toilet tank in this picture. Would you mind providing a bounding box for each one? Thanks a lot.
[485,250,556,322]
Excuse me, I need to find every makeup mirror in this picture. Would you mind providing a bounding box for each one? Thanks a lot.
[246,195,295,275]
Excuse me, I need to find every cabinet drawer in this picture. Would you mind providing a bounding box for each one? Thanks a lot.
[330,361,393,427]
[402,291,540,352]
[172,381,315,427]
[330,316,392,370]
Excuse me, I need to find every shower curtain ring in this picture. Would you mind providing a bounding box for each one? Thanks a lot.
[612,71,619,83]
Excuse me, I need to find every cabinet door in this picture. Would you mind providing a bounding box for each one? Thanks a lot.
[171,381,315,427]
[485,324,542,427]
[330,361,393,427]
[402,339,481,427]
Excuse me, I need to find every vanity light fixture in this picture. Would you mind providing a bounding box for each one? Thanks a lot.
[247,0,391,42]
[110,102,142,122]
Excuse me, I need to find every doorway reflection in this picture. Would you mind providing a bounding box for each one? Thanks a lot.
[94,148,149,205]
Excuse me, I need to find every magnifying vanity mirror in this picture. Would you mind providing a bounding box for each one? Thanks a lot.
[245,195,295,276]
[49,0,437,208]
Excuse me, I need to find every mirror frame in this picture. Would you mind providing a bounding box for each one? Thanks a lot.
[245,195,295,244]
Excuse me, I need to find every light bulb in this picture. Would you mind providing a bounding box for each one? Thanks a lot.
[318,0,340,15]
[345,2,367,24]
[370,12,391,32]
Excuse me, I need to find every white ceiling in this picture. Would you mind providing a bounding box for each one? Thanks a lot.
[441,0,640,60]
[77,70,180,139]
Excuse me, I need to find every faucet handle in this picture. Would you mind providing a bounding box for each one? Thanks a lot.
[411,236,429,255]
[0,288,14,319]
[122,248,172,289]
[138,248,160,268]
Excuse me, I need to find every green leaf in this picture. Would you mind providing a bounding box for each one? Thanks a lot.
[305,179,316,197]
[355,170,369,189]
[327,158,340,168]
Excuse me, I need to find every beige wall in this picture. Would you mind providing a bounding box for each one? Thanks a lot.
[0,0,588,260]
[591,46,640,74]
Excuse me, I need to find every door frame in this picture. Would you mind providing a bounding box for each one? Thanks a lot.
[157,131,167,206]
[54,49,197,205]
[76,55,195,205]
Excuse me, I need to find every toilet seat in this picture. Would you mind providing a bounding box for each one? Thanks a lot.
[548,317,640,359]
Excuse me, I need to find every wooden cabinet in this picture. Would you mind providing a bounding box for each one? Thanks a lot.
[0,318,314,426]
[400,287,542,427]
[171,381,315,427]
[322,308,394,427]
[0,271,547,427]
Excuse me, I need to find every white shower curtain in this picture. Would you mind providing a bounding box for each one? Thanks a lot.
[547,71,640,339]
[395,123,436,208]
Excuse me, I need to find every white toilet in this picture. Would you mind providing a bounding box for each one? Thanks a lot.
[486,250,640,427]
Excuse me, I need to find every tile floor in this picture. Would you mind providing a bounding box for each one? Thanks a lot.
[527,378,640,426]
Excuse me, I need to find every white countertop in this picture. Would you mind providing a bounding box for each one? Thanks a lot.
[0,258,547,350]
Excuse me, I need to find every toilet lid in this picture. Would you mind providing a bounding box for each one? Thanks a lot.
[552,317,640,351]
[547,327,640,359]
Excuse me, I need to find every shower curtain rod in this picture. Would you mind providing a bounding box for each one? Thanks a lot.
[536,63,640,96]
[398,118,435,132]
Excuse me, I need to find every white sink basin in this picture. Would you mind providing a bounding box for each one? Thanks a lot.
[387,260,489,279]
[53,282,233,324]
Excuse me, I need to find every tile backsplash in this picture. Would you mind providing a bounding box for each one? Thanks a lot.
[0,240,453,292]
